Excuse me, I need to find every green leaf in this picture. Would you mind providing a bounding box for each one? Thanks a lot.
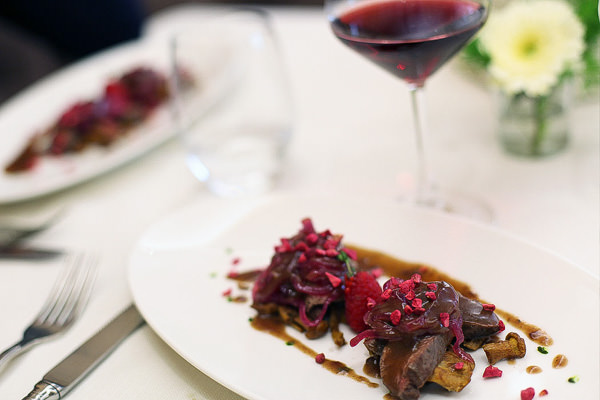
[462,39,491,69]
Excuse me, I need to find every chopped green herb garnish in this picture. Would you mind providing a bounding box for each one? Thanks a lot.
[285,340,295,346]
[568,375,580,383]
[248,317,254,322]
[337,251,354,276]
[537,346,549,354]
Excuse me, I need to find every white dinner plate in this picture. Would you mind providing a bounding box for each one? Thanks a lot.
[128,194,599,400]
[0,31,232,204]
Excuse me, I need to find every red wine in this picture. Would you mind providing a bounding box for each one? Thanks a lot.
[331,0,487,87]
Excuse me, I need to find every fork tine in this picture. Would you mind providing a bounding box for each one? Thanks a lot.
[34,255,80,323]
[46,254,86,324]
[35,254,96,326]
[0,253,97,372]
[55,256,97,326]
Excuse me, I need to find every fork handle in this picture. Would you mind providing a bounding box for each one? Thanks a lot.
[21,380,63,400]
[0,338,36,370]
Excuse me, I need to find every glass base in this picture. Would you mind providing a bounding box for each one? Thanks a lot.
[415,189,494,223]
[396,177,493,223]
[185,153,279,198]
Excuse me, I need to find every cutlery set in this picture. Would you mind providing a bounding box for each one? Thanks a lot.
[0,216,143,398]
[21,305,144,400]
[0,212,64,261]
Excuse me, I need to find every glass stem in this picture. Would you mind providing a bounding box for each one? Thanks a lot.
[409,85,435,206]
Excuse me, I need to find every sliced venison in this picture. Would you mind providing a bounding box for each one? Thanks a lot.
[459,295,501,339]
[380,334,451,400]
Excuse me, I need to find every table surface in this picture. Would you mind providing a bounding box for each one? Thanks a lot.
[0,5,598,400]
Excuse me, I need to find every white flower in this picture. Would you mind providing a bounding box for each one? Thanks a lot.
[479,0,585,97]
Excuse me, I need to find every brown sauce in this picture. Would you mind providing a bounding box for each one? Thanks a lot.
[350,245,478,299]
[493,310,553,346]
[230,269,263,282]
[230,295,248,303]
[350,245,554,346]
[526,365,543,374]
[552,354,568,368]
[250,315,378,389]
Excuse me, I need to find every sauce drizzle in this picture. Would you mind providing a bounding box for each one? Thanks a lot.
[250,315,378,388]
[552,354,568,368]
[494,310,553,346]
[526,365,543,374]
[350,245,554,346]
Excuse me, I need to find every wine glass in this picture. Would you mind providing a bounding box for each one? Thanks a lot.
[170,9,292,197]
[326,0,492,221]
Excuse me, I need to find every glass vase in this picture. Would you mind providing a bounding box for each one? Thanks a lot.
[496,82,572,157]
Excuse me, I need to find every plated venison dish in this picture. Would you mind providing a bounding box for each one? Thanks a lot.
[225,218,573,400]
[4,66,170,174]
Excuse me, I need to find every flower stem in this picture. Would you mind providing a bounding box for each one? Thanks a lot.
[531,94,548,156]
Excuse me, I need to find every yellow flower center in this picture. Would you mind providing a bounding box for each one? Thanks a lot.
[478,0,585,96]
[520,38,539,57]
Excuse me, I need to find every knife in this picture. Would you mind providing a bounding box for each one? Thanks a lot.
[0,246,63,261]
[21,304,145,400]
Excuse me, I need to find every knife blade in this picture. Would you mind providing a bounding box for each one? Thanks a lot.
[21,304,145,400]
[0,246,63,261]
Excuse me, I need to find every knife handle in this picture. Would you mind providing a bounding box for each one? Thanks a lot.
[21,380,63,400]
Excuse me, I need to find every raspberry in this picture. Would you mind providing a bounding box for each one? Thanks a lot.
[482,365,503,378]
[345,271,382,333]
[520,387,535,400]
[439,312,450,328]
[390,309,402,325]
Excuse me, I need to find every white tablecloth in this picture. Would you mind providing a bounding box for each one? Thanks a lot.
[0,5,597,399]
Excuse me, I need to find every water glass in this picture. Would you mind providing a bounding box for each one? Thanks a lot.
[170,9,292,197]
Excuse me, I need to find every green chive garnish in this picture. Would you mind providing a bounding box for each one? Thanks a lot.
[568,375,579,383]
[337,251,354,276]
[286,341,295,346]
[537,346,549,354]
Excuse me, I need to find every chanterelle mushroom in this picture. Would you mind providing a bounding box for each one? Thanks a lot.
[482,332,526,364]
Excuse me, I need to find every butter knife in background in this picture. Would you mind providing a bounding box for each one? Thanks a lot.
[22,304,145,400]
[0,247,63,261]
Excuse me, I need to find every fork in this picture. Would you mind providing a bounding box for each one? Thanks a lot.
[0,254,96,371]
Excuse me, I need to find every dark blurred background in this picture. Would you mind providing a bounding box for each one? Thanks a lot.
[0,0,321,105]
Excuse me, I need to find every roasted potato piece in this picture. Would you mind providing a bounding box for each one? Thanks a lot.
[462,337,487,351]
[428,350,475,392]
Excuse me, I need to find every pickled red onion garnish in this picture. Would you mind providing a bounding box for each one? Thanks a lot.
[252,218,351,327]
